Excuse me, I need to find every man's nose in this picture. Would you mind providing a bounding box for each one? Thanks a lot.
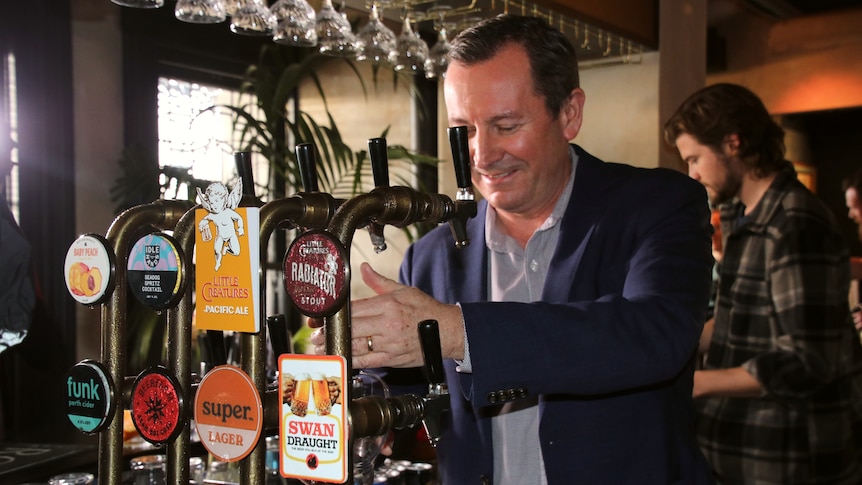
[471,131,501,169]
[687,165,700,181]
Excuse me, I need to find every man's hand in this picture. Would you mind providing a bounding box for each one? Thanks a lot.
[309,262,465,369]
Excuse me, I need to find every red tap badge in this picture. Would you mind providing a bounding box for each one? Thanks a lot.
[283,230,348,317]
[130,366,183,446]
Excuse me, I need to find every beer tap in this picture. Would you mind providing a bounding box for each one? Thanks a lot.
[319,128,475,481]
[252,143,342,484]
[447,125,476,248]
[324,126,475,366]
[366,137,389,253]
[349,320,449,445]
[99,199,194,485]
[257,141,339,398]
[164,200,201,485]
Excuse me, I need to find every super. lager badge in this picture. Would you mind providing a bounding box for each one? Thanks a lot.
[130,366,184,446]
[194,365,263,462]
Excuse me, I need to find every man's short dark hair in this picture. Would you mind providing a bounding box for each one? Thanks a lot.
[663,83,786,178]
[842,168,862,195]
[448,14,579,117]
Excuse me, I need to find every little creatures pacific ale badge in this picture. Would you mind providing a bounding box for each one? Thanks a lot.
[194,180,261,332]
[283,230,348,317]
[279,354,347,483]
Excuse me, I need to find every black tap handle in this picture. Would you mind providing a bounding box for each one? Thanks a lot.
[235,152,256,196]
[295,143,320,192]
[266,314,292,357]
[206,330,228,367]
[368,138,390,188]
[448,126,472,190]
[418,319,444,384]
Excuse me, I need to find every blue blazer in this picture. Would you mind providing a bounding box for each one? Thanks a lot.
[398,146,715,484]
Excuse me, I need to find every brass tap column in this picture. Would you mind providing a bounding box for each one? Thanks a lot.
[99,199,193,485]
[243,144,340,485]
[165,204,200,485]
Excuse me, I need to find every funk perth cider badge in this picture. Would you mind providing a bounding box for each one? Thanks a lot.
[65,360,114,434]
[279,354,347,483]
[194,180,260,332]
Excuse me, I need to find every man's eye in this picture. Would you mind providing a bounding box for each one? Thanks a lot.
[497,125,517,133]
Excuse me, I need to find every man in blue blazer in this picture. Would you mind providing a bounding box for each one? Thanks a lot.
[312,14,714,484]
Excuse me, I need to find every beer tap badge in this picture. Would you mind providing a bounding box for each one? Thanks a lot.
[64,360,115,434]
[126,233,184,310]
[278,354,347,483]
[195,180,261,332]
[194,365,262,462]
[283,230,348,317]
[129,366,183,446]
[64,233,114,306]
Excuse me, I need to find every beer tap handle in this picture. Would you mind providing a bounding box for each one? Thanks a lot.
[367,137,389,253]
[418,320,445,388]
[206,330,228,367]
[446,126,477,248]
[368,137,390,188]
[235,151,259,204]
[266,314,292,357]
[235,151,254,188]
[417,319,448,447]
[447,126,473,201]
[295,143,320,193]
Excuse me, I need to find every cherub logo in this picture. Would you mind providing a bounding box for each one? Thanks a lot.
[197,181,244,271]
[323,253,338,275]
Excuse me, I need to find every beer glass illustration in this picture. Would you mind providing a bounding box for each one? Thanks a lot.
[291,373,311,417]
[312,373,332,416]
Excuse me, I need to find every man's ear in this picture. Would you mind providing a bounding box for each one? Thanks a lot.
[561,88,586,141]
[724,133,741,156]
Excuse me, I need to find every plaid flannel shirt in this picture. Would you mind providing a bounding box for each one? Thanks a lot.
[697,162,862,484]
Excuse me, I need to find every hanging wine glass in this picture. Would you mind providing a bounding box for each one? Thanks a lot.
[175,0,227,24]
[355,3,397,65]
[424,27,452,79]
[222,0,244,16]
[271,0,318,47]
[111,0,163,7]
[394,15,428,73]
[316,0,359,57]
[423,5,452,79]
[230,0,276,35]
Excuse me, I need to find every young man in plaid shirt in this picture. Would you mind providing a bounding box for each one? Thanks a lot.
[666,83,862,484]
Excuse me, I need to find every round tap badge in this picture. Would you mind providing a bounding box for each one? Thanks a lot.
[127,232,185,311]
[283,230,348,317]
[64,233,115,306]
[130,366,184,446]
[194,365,263,462]
[64,360,115,434]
